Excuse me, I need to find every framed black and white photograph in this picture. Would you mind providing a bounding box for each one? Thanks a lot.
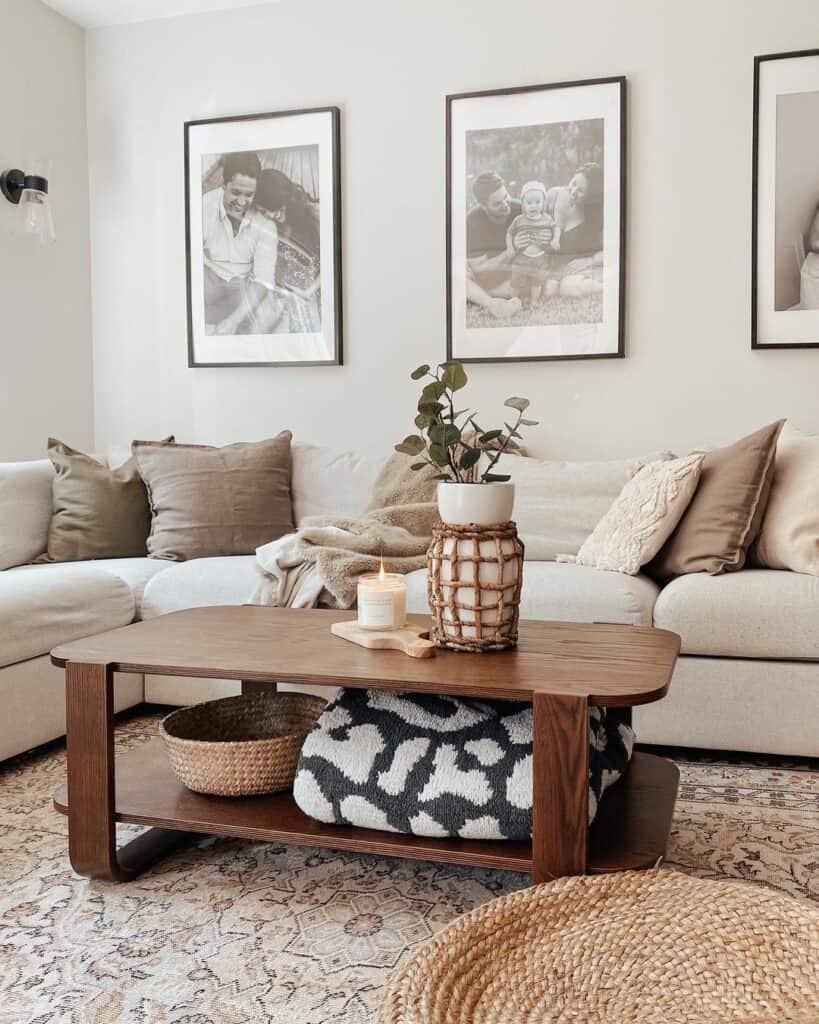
[446,77,626,363]
[753,50,819,349]
[185,106,342,367]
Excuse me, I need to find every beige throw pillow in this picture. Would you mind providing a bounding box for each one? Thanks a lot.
[753,422,819,575]
[42,437,173,563]
[567,454,704,575]
[647,420,785,582]
[134,433,294,561]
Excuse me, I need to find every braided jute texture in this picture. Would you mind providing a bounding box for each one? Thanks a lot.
[160,692,326,796]
[378,869,819,1024]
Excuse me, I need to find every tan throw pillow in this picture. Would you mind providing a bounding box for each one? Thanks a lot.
[134,433,294,561]
[567,454,704,575]
[647,420,785,582]
[42,437,173,563]
[752,422,819,575]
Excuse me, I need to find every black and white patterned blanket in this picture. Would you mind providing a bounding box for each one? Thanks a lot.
[293,689,634,840]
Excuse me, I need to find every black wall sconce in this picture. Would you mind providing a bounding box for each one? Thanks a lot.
[1,168,56,244]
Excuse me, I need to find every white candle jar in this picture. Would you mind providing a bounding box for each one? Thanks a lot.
[357,572,407,631]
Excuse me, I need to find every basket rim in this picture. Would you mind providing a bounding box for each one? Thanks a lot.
[159,692,326,747]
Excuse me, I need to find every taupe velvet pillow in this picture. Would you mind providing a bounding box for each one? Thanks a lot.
[646,420,785,583]
[42,437,173,563]
[134,433,294,561]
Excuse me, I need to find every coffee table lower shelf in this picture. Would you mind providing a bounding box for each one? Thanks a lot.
[54,740,678,876]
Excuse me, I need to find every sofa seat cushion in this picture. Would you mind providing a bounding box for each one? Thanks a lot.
[652,569,819,659]
[0,565,134,669]
[406,561,659,627]
[141,555,260,619]
[10,557,169,619]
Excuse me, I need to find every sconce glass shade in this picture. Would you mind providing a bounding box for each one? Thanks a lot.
[20,187,55,245]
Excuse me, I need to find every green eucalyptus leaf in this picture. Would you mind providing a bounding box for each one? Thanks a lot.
[429,423,461,448]
[434,473,453,481]
[440,361,468,392]
[421,380,447,403]
[479,429,503,444]
[460,448,482,470]
[410,461,428,470]
[503,438,521,450]
[519,418,539,426]
[418,400,444,417]
[504,397,530,412]
[429,443,450,466]
[411,364,431,380]
[394,435,426,456]
[414,413,430,430]
[481,472,512,483]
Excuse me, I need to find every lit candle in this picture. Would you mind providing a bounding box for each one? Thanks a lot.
[357,558,407,631]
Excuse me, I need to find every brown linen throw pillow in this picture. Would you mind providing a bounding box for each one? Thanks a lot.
[646,420,785,582]
[134,433,294,560]
[42,437,173,562]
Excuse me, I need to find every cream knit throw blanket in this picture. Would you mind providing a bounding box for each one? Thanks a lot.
[250,454,438,609]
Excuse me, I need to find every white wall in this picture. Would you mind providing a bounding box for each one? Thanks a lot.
[0,0,93,461]
[86,0,819,461]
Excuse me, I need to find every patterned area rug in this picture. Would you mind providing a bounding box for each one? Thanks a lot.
[0,708,816,1024]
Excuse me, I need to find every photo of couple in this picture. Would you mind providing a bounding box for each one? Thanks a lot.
[201,145,321,337]
[465,118,604,330]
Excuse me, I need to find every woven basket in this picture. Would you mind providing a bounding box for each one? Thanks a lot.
[159,692,326,797]
[427,520,524,652]
[379,869,819,1024]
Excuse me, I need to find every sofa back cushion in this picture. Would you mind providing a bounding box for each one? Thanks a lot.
[752,422,819,575]
[134,433,294,561]
[0,459,54,570]
[291,443,386,523]
[492,451,673,561]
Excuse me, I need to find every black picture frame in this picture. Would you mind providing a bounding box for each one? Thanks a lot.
[752,49,819,350]
[184,106,343,368]
[446,76,627,364]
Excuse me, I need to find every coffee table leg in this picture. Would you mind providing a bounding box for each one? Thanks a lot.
[241,680,278,696]
[531,692,589,883]
[66,661,189,881]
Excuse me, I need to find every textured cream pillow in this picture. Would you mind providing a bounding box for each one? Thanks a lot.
[492,450,674,561]
[753,423,819,575]
[567,454,704,575]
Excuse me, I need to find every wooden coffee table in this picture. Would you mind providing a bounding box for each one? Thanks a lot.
[51,607,680,884]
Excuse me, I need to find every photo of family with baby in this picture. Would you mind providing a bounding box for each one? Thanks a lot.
[464,118,605,331]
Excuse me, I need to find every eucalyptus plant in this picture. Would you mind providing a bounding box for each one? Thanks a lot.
[395,361,538,483]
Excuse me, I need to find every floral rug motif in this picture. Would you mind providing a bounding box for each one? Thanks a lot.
[0,710,816,1024]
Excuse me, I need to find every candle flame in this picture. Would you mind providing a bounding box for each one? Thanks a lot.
[378,554,386,581]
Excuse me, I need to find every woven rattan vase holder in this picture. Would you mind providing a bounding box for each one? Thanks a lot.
[159,692,326,797]
[427,520,524,652]
[378,869,819,1024]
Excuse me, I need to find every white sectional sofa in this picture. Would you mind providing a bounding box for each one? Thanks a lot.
[1,443,817,762]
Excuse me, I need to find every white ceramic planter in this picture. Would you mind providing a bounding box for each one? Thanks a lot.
[437,482,515,526]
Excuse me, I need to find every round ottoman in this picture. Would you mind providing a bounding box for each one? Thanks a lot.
[378,870,819,1024]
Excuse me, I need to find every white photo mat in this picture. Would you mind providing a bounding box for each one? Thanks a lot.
[185,108,341,366]
[448,78,624,362]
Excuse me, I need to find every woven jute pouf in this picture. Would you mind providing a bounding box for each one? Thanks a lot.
[427,521,524,652]
[378,870,819,1024]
